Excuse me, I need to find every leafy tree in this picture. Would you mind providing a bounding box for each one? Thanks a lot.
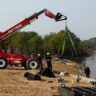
[0,29,88,59]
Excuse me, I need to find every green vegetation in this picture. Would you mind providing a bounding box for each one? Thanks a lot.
[82,37,96,54]
[0,28,89,59]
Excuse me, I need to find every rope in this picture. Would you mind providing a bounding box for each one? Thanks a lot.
[62,21,78,57]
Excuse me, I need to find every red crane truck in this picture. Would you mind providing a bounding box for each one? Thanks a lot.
[0,9,67,69]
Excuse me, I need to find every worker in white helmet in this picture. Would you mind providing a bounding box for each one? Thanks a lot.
[45,52,52,71]
[37,53,43,70]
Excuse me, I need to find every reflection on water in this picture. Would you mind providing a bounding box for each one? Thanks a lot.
[82,52,96,79]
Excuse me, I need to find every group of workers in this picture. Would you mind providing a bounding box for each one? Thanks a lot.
[37,52,52,71]
[34,52,91,78]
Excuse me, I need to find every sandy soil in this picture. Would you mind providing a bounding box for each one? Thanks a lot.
[0,60,93,96]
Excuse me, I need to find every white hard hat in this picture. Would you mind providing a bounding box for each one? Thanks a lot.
[46,52,50,55]
[37,53,40,56]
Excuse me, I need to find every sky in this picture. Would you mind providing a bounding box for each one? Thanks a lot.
[0,0,96,40]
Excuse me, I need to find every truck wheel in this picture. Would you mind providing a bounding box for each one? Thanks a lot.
[0,57,8,69]
[25,58,40,70]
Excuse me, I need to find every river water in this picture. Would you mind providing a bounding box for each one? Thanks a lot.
[82,52,96,79]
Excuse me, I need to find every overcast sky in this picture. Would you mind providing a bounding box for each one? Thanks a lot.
[0,0,96,40]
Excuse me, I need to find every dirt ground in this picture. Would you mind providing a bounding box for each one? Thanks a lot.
[0,60,93,96]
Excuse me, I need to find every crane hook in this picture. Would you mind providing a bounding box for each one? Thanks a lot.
[55,13,67,21]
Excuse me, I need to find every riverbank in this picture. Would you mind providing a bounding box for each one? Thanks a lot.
[0,60,94,96]
[82,52,96,79]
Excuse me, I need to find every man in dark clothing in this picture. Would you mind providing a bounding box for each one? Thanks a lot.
[37,54,43,70]
[45,52,52,71]
[84,66,90,78]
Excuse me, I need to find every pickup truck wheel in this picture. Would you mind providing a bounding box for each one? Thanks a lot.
[0,57,8,69]
[25,58,40,70]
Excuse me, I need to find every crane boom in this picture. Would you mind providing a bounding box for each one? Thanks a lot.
[0,9,67,40]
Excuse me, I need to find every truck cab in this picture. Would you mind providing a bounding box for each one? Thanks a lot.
[0,45,28,69]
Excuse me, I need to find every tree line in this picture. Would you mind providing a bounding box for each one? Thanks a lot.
[0,27,88,59]
[81,37,96,54]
